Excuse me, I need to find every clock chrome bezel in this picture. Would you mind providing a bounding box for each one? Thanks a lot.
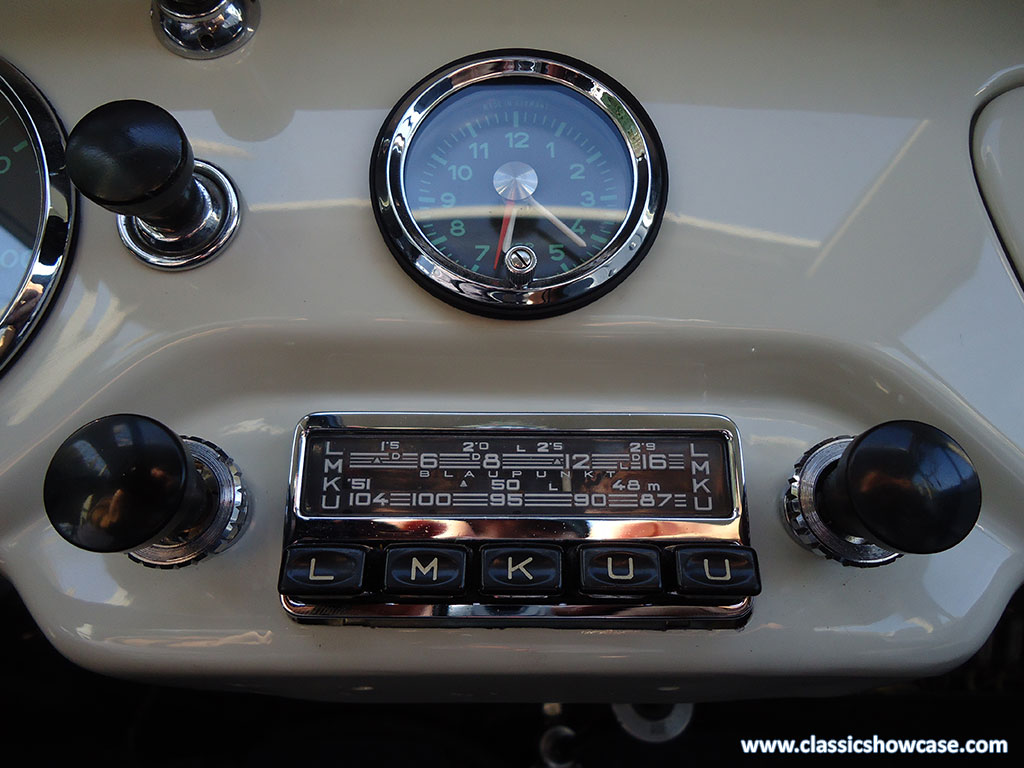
[371,50,667,319]
[0,58,75,377]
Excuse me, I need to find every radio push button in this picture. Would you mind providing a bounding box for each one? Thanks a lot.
[673,546,761,597]
[480,545,562,595]
[579,546,662,593]
[385,546,467,595]
[279,547,367,596]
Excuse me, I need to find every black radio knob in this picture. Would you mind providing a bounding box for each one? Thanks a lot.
[43,414,207,553]
[43,414,248,567]
[785,420,981,566]
[817,420,981,554]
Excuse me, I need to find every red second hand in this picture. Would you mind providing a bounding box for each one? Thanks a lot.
[495,199,516,270]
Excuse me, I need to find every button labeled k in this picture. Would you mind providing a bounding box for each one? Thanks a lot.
[507,556,534,581]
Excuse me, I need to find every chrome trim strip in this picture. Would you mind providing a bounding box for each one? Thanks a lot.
[281,595,752,629]
[0,58,75,377]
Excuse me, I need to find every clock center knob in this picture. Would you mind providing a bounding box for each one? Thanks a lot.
[493,161,539,201]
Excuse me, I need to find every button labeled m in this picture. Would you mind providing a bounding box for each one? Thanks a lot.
[410,556,439,582]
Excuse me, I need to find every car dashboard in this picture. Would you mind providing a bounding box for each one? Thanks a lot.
[2,0,1024,722]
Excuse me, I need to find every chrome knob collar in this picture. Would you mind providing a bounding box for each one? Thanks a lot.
[117,160,240,271]
[783,437,901,568]
[151,1,260,60]
[130,436,248,568]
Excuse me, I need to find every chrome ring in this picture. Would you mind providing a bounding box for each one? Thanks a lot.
[784,437,901,567]
[116,160,240,271]
[130,436,248,568]
[150,1,261,60]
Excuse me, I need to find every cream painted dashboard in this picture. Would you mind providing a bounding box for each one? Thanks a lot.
[2,0,1024,701]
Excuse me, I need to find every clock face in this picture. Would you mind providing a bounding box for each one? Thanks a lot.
[372,51,666,319]
[403,80,633,282]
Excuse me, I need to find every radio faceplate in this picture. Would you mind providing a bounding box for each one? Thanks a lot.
[280,413,759,628]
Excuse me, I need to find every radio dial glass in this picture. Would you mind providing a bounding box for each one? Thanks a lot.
[302,431,733,519]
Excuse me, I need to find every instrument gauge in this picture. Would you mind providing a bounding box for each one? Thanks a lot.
[0,58,74,375]
[371,50,667,318]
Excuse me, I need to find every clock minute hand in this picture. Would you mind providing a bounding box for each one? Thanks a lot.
[526,195,586,248]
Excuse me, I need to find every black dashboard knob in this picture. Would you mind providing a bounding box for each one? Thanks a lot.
[816,420,981,554]
[66,100,204,228]
[43,414,206,553]
[65,99,240,269]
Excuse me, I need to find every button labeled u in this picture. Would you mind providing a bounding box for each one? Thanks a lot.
[606,556,635,580]
[703,558,732,581]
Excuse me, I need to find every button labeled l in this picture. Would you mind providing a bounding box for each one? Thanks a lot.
[308,557,335,581]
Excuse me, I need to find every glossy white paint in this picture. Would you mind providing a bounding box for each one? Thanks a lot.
[1,0,1024,701]
[974,87,1024,281]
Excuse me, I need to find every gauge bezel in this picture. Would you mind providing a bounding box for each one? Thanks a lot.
[371,50,667,319]
[0,58,75,376]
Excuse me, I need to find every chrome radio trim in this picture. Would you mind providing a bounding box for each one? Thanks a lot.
[282,412,752,627]
[281,596,752,629]
[0,58,75,377]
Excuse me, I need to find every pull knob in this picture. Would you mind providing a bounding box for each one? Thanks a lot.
[818,421,981,554]
[43,414,203,553]
[66,100,239,270]
[43,414,247,566]
[67,100,204,228]
[785,421,981,566]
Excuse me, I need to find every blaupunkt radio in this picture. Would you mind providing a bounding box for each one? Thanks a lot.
[280,413,760,628]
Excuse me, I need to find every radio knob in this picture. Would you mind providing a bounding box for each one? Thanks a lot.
[785,420,981,566]
[66,100,239,269]
[43,414,247,567]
